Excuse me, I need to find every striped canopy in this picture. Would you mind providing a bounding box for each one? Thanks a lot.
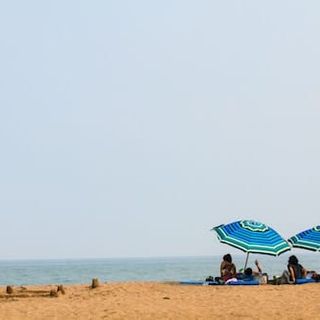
[288,226,320,251]
[212,220,290,256]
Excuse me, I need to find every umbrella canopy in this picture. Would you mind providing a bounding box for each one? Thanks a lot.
[288,226,320,251]
[212,220,291,256]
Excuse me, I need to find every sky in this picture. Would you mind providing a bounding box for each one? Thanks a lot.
[0,1,319,259]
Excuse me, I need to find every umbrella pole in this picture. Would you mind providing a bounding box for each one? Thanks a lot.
[244,252,249,270]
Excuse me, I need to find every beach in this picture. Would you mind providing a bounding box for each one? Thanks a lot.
[1,282,319,319]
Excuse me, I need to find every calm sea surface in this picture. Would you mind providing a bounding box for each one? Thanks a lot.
[0,254,318,285]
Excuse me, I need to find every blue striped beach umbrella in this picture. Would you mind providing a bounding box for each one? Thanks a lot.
[288,226,320,252]
[212,220,291,268]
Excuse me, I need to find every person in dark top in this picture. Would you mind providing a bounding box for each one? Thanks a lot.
[287,255,307,282]
[220,254,237,282]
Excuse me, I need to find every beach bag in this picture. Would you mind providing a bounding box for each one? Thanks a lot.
[258,273,268,284]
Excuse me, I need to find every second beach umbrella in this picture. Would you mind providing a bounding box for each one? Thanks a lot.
[212,220,291,269]
[288,226,320,251]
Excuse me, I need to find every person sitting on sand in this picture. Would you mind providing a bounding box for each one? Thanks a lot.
[220,254,237,282]
[287,255,308,283]
[277,255,317,284]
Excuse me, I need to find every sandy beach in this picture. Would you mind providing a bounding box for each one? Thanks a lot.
[0,282,319,320]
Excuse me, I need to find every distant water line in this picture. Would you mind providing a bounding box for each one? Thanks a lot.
[0,254,318,285]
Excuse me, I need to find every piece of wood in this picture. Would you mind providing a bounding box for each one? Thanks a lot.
[50,290,59,297]
[57,285,65,294]
[91,278,99,289]
[6,286,13,294]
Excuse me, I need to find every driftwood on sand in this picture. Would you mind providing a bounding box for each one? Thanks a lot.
[91,278,100,289]
[1,285,66,299]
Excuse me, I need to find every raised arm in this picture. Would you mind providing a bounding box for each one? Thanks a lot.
[254,260,262,274]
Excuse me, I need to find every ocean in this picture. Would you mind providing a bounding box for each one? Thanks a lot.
[0,254,318,285]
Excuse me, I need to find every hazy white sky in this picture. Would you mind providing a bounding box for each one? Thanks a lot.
[0,1,319,259]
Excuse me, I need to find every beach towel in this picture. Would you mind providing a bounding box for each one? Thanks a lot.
[226,279,259,286]
[295,278,316,285]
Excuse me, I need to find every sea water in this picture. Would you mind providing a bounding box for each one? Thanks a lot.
[0,254,318,285]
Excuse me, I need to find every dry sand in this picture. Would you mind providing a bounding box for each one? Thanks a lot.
[0,282,320,320]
